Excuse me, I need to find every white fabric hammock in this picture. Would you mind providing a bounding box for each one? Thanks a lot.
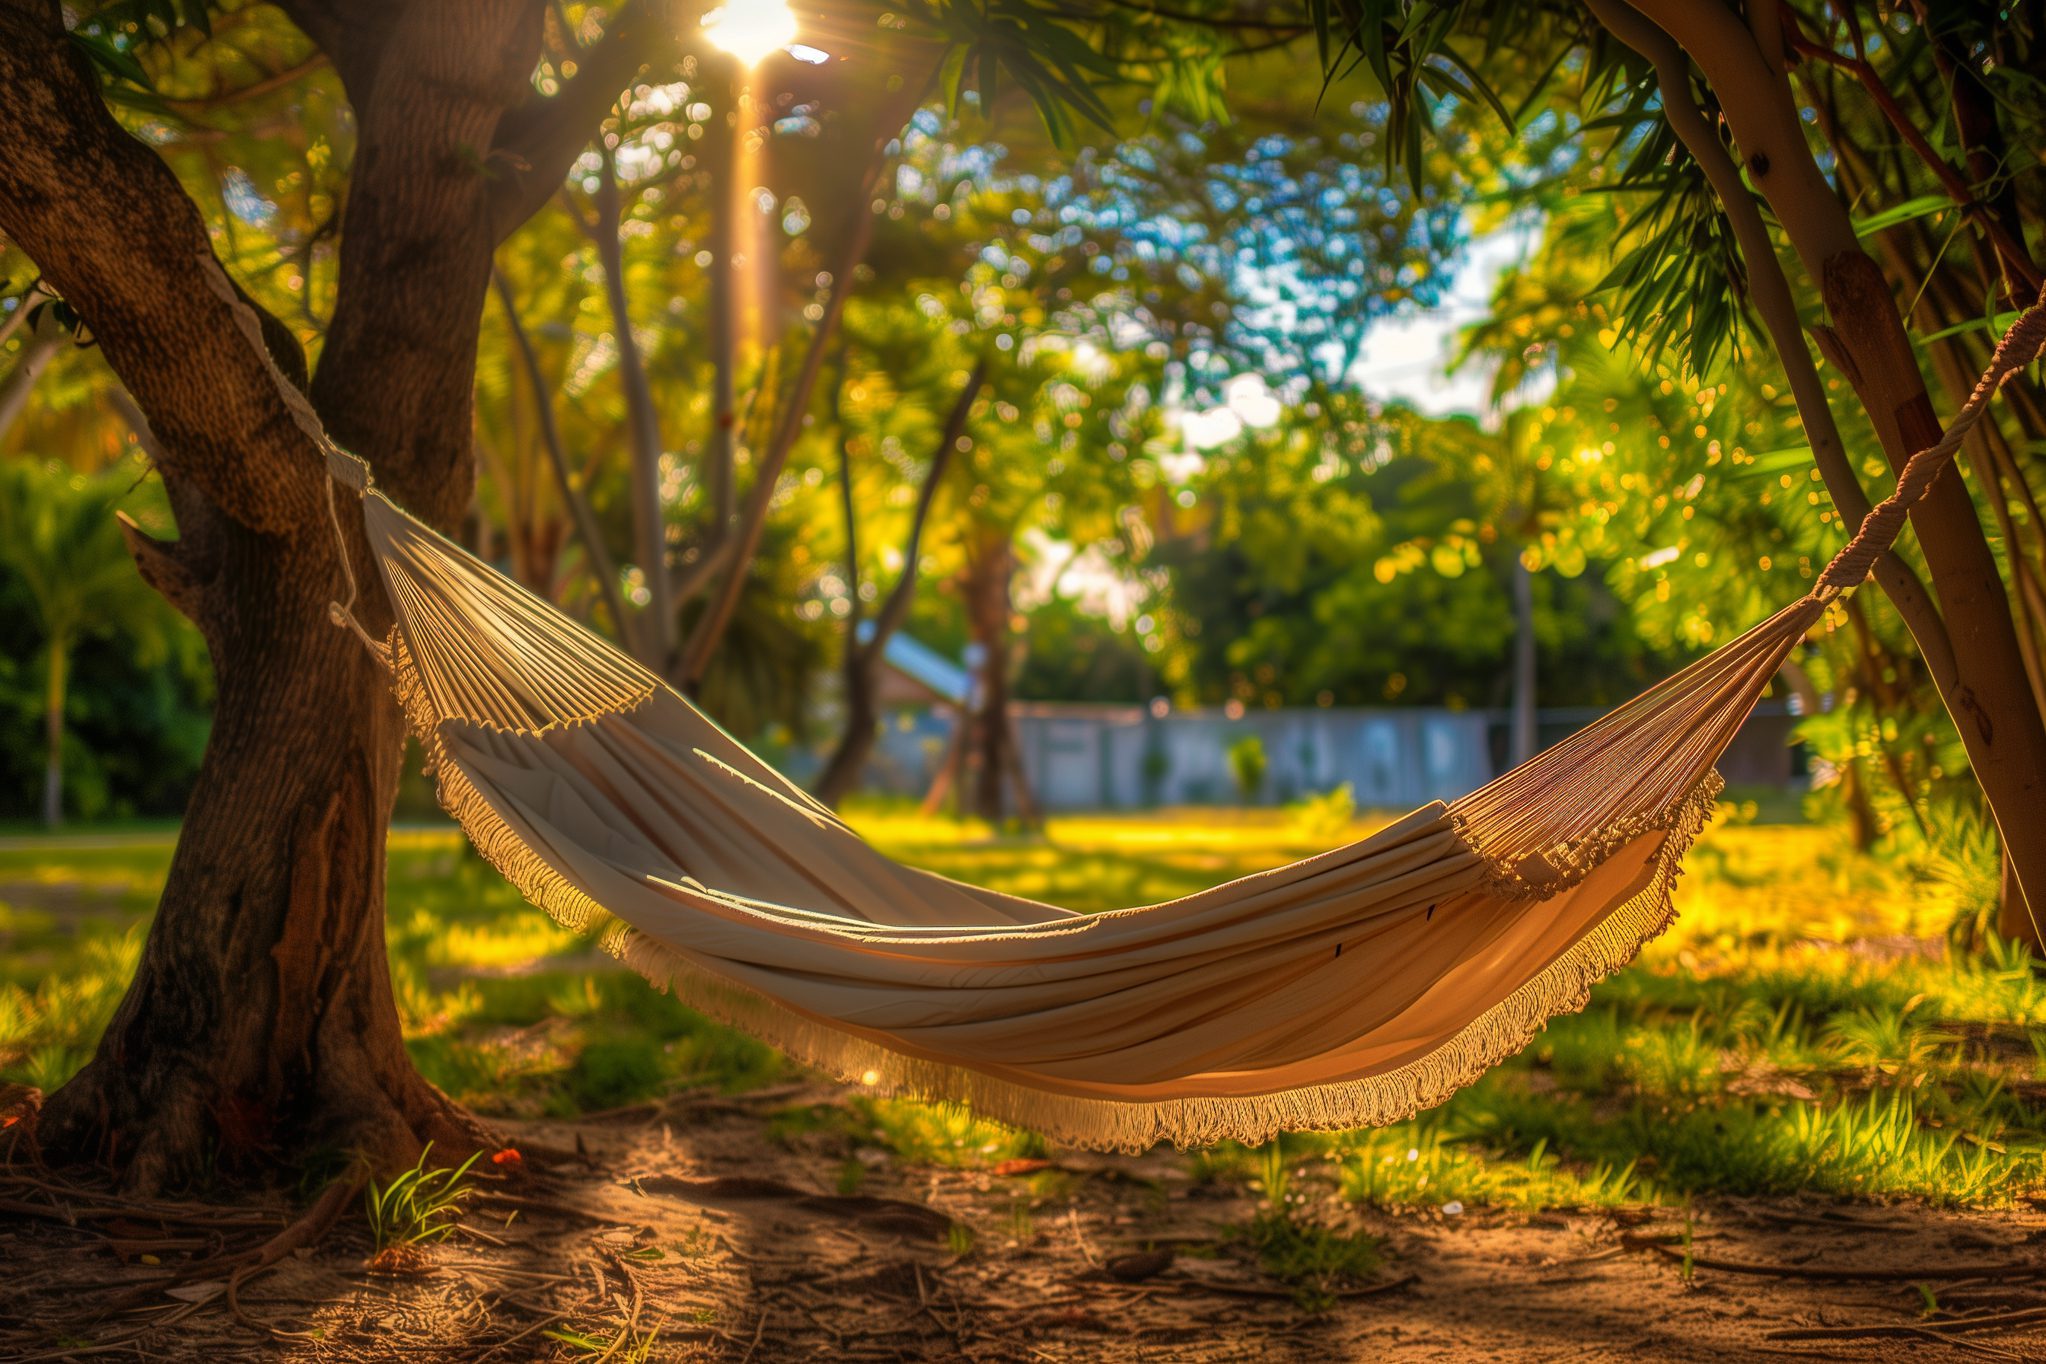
[209,263,2046,1150]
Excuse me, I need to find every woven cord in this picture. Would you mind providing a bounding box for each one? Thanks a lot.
[1813,284,2046,598]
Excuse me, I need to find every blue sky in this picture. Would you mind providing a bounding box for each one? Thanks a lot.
[1174,221,1538,451]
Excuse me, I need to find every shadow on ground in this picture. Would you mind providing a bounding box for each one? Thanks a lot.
[4,1079,2044,1363]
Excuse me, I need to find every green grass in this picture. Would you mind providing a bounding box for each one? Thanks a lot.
[1,803,2043,1212]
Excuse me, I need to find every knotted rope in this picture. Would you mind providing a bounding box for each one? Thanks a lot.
[196,255,385,662]
[1813,284,2046,598]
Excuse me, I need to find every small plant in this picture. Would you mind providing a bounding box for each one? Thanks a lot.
[1287,784,1357,844]
[1241,1208,1382,1310]
[1255,1139,1292,1212]
[364,1143,481,1252]
[1006,1198,1036,1245]
[1226,734,1268,802]
[545,1321,664,1362]
[1822,1002,1949,1079]
[1916,811,2004,954]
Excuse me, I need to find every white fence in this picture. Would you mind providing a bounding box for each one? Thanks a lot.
[849,700,1802,813]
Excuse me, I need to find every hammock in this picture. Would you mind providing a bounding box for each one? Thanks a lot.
[208,263,2046,1151]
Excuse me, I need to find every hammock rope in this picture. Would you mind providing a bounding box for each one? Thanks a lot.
[192,256,2046,1150]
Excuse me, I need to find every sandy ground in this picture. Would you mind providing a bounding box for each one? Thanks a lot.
[4,1082,2045,1363]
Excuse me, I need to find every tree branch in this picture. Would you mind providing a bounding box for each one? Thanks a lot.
[674,55,943,685]
[487,0,674,243]
[0,0,323,534]
[587,141,674,666]
[1583,0,1955,688]
[868,357,986,652]
[1786,29,2040,294]
[673,168,882,687]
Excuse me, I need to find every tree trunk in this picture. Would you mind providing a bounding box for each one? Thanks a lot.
[41,636,64,829]
[815,664,880,809]
[1509,551,1537,767]
[920,704,967,817]
[704,58,741,544]
[814,357,984,807]
[39,527,486,1189]
[0,0,640,1186]
[2000,853,2036,947]
[962,531,1017,823]
[1627,0,2046,935]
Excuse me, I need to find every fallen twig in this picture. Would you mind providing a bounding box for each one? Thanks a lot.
[1621,1234,2046,1282]
[1764,1306,2046,1340]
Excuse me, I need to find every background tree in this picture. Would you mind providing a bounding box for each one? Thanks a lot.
[0,458,179,826]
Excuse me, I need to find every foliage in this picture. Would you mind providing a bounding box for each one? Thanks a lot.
[1152,416,1674,710]
[0,457,207,821]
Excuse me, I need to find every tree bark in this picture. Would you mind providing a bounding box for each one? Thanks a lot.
[0,0,642,1186]
[962,529,1018,823]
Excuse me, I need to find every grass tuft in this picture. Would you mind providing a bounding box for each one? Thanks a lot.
[364,1143,480,1251]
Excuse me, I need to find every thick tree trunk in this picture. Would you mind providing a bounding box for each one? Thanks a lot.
[39,527,486,1188]
[0,0,641,1185]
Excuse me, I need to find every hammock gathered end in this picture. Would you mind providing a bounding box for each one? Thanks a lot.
[201,258,2046,1151]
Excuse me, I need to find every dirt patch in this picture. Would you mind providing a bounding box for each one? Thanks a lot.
[4,1085,2044,1362]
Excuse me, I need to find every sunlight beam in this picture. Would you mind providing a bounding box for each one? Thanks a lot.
[701,0,798,68]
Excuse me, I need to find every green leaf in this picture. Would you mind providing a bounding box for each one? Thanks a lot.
[67,31,154,92]
[1851,195,1952,239]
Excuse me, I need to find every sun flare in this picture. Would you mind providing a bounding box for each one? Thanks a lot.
[701,0,797,68]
